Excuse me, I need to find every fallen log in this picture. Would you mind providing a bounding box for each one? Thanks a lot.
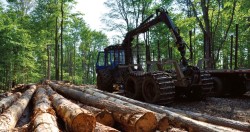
[31,87,59,132]
[95,122,120,132]
[48,83,157,132]
[86,86,250,132]
[0,85,37,130]
[65,84,241,132]
[0,92,22,113]
[79,104,114,127]
[48,87,96,132]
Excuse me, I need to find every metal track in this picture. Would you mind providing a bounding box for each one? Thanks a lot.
[142,71,175,105]
[200,71,214,97]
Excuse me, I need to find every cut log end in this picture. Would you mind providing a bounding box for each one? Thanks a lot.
[157,116,170,131]
[134,112,157,132]
[96,111,114,127]
[71,112,96,132]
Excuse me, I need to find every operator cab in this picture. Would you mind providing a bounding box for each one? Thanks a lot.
[96,45,125,71]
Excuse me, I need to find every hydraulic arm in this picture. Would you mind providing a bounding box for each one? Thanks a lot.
[122,8,188,66]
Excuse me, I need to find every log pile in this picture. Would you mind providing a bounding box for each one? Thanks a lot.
[75,85,250,131]
[49,82,157,132]
[0,81,249,132]
[48,81,250,132]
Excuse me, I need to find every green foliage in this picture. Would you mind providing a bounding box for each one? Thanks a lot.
[0,0,249,90]
[0,0,108,90]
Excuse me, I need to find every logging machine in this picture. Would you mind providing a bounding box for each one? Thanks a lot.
[96,8,213,104]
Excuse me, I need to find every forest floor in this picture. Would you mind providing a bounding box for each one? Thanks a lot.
[170,91,250,123]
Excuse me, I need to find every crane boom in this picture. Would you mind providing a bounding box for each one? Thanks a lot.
[122,8,188,66]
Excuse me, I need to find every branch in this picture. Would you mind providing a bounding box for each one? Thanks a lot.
[212,0,221,39]
[191,1,205,33]
[215,0,237,62]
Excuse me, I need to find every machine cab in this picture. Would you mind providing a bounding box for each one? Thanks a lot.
[96,45,125,71]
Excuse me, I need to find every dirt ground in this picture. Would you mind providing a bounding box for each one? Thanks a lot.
[170,91,250,123]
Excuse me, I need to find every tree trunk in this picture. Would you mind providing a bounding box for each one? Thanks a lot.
[0,92,21,113]
[31,87,59,132]
[0,85,36,130]
[55,10,59,80]
[47,45,51,80]
[95,122,120,132]
[48,83,157,132]
[79,104,114,127]
[60,0,64,81]
[87,87,249,131]
[47,87,96,132]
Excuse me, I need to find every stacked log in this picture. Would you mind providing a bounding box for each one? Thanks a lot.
[0,85,37,130]
[48,83,157,132]
[86,87,250,132]
[79,104,114,127]
[0,92,22,113]
[31,87,59,132]
[47,87,96,132]
[95,122,120,132]
[53,83,241,132]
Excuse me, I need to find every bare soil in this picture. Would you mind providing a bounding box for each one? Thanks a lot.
[170,91,250,123]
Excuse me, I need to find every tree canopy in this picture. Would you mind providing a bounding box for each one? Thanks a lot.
[0,0,249,91]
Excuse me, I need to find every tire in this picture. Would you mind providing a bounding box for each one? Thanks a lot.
[213,77,224,97]
[124,75,143,101]
[142,75,160,103]
[142,72,175,104]
[97,69,113,92]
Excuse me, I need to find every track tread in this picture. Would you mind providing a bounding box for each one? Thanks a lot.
[142,71,175,105]
[201,71,214,97]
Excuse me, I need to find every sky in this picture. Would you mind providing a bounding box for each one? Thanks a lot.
[74,0,119,43]
[75,0,107,31]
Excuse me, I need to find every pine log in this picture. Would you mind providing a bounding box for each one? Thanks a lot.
[87,87,250,132]
[0,85,37,130]
[67,84,241,132]
[95,122,120,132]
[79,104,114,127]
[31,87,59,132]
[48,87,96,132]
[48,83,157,132]
[0,92,22,113]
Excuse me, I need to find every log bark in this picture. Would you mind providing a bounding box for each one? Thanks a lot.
[48,87,96,132]
[31,87,59,132]
[86,86,250,131]
[0,85,37,130]
[12,124,28,132]
[48,83,157,132]
[65,84,242,132]
[95,122,120,132]
[0,92,22,113]
[79,104,114,127]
